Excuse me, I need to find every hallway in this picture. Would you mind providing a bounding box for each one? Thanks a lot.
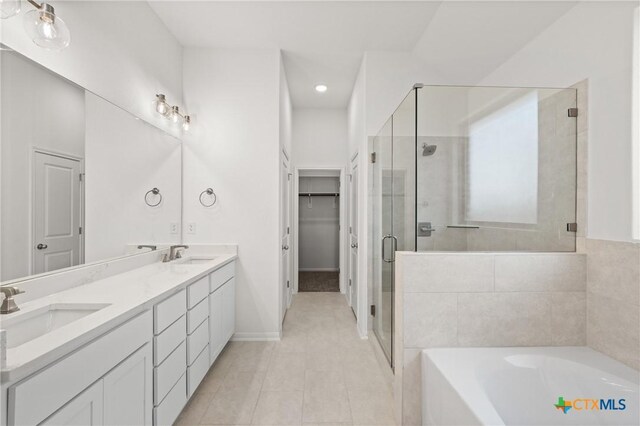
[176,292,396,425]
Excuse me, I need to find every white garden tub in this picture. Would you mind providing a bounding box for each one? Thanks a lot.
[422,347,639,425]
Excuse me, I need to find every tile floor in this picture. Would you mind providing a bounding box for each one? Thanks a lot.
[176,292,396,426]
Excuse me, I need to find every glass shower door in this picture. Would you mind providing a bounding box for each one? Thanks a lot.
[371,90,416,368]
[371,117,393,364]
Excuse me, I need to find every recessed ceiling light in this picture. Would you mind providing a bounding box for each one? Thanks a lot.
[315,84,328,93]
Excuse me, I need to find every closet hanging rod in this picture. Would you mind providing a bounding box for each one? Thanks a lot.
[298,192,340,197]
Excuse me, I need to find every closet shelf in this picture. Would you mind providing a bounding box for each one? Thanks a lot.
[299,193,340,197]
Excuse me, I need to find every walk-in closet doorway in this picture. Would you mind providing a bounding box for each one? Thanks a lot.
[293,168,347,295]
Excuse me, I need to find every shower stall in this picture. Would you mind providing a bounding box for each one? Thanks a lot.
[369,85,578,367]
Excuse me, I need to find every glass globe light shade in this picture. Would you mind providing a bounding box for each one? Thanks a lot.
[0,0,21,19]
[155,94,170,116]
[170,106,181,124]
[23,4,70,51]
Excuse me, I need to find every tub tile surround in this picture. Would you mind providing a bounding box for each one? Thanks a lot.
[586,238,640,370]
[395,251,588,425]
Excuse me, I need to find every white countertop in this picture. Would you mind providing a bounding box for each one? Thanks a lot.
[0,252,237,383]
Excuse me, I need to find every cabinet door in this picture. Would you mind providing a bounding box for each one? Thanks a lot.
[223,278,236,340]
[103,344,153,426]
[209,288,224,365]
[42,381,103,426]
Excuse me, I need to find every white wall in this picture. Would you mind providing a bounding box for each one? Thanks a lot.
[182,48,282,340]
[479,2,637,242]
[0,1,183,136]
[292,109,348,167]
[0,51,84,281]
[84,92,182,262]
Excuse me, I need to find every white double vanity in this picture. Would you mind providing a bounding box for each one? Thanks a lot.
[0,246,238,426]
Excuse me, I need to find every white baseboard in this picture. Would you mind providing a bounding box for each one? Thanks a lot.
[231,332,282,341]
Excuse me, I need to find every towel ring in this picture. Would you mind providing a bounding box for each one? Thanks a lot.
[199,188,217,207]
[145,188,162,207]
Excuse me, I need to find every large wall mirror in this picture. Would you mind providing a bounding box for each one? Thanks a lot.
[1,47,182,283]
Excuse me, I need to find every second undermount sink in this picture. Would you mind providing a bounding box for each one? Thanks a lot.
[174,256,217,265]
[0,303,110,349]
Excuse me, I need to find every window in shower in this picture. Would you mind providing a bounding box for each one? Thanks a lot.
[466,91,539,225]
[414,85,577,252]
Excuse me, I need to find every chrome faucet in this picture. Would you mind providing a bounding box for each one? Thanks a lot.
[0,286,25,314]
[163,245,189,262]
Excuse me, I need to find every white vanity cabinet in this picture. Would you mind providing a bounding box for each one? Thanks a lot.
[186,276,210,398]
[44,343,153,426]
[209,262,236,365]
[152,261,236,424]
[152,289,187,426]
[8,311,153,426]
[42,380,104,426]
[4,259,237,426]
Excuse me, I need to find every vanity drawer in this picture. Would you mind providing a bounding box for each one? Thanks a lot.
[153,373,187,426]
[154,314,186,366]
[187,276,209,309]
[187,298,208,334]
[154,290,186,334]
[154,340,186,405]
[210,262,235,292]
[187,345,210,398]
[187,320,209,366]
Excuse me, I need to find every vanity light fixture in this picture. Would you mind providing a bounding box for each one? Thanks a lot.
[154,93,192,131]
[23,0,70,50]
[314,84,328,93]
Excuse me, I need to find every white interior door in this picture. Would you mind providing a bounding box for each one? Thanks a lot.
[349,158,359,317]
[33,151,82,275]
[280,152,292,322]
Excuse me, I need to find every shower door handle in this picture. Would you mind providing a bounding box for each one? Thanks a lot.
[382,235,397,263]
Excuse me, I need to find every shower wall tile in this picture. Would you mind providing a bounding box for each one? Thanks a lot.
[403,254,494,293]
[586,238,640,370]
[404,293,457,348]
[586,239,640,306]
[551,292,587,346]
[576,130,588,238]
[401,349,422,426]
[457,292,552,346]
[588,292,640,371]
[495,253,586,292]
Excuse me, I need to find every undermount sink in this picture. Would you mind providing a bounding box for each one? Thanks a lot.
[1,303,110,349]
[175,256,217,265]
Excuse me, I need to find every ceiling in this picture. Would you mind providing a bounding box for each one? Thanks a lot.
[149,1,578,109]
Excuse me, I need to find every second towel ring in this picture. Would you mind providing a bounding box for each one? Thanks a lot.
[199,188,217,207]
[145,188,162,207]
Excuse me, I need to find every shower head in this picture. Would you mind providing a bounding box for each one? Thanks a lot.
[422,143,437,156]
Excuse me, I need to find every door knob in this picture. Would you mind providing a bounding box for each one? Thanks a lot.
[351,243,358,248]
[282,245,289,250]
[36,243,48,250]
